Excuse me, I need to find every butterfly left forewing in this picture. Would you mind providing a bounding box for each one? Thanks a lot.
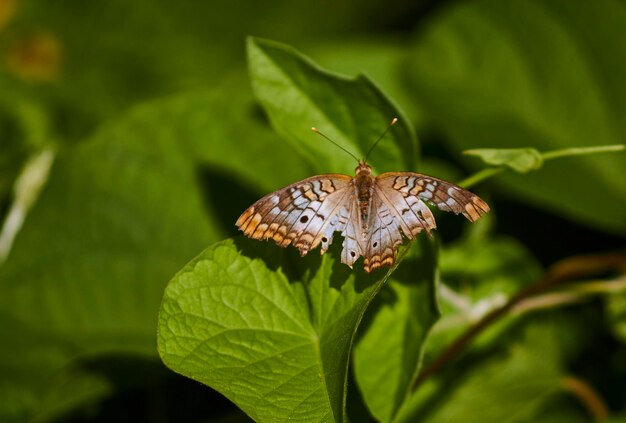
[236,174,355,254]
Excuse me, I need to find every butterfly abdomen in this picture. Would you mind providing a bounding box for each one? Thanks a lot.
[355,163,374,228]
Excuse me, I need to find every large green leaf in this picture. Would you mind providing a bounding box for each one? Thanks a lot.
[353,236,439,423]
[406,0,626,234]
[158,238,409,422]
[248,37,418,175]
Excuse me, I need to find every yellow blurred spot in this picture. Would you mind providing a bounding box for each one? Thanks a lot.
[6,31,63,82]
[0,0,18,30]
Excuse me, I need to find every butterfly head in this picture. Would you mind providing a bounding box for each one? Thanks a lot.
[355,160,372,177]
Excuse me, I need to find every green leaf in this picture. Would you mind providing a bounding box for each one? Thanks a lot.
[0,77,311,419]
[157,40,441,422]
[247,37,418,175]
[406,0,626,234]
[158,238,407,422]
[541,144,625,161]
[0,77,308,355]
[396,322,566,423]
[309,37,423,123]
[463,148,543,173]
[0,96,216,355]
[0,96,50,202]
[0,316,111,423]
[353,236,439,423]
[165,74,312,193]
[440,236,541,294]
[427,236,542,361]
[606,293,626,342]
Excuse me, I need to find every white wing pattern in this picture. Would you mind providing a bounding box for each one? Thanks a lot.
[236,162,489,273]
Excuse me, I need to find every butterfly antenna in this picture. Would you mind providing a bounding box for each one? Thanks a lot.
[311,127,360,162]
[364,117,398,162]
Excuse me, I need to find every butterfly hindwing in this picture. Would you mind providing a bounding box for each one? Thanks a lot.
[361,191,404,272]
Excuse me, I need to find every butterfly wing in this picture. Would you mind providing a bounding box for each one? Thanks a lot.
[361,179,437,272]
[237,171,489,273]
[236,175,365,268]
[360,190,407,272]
[377,172,490,222]
[360,172,489,272]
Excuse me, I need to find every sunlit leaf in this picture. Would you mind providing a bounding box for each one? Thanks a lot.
[248,37,418,175]
[158,238,404,422]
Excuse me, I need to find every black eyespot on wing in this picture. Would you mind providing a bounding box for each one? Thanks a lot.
[300,215,309,223]
[373,242,378,248]
[322,237,328,242]
[350,251,356,258]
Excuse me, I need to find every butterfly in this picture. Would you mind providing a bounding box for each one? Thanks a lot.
[236,119,489,272]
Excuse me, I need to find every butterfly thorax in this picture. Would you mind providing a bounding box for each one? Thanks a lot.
[355,161,374,231]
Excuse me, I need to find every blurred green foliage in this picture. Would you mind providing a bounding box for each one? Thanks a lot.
[1,0,625,422]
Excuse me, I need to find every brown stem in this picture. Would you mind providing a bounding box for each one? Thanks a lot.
[410,251,626,392]
[561,376,609,421]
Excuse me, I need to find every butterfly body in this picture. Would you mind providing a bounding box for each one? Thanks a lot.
[236,161,489,272]
[355,162,374,228]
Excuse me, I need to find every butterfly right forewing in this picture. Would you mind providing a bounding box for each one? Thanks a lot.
[378,172,489,222]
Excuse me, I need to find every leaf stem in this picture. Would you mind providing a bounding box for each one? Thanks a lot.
[410,251,626,392]
[457,167,504,189]
[0,148,55,264]
[458,144,624,188]
[561,376,610,421]
[511,275,626,315]
[542,144,625,161]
